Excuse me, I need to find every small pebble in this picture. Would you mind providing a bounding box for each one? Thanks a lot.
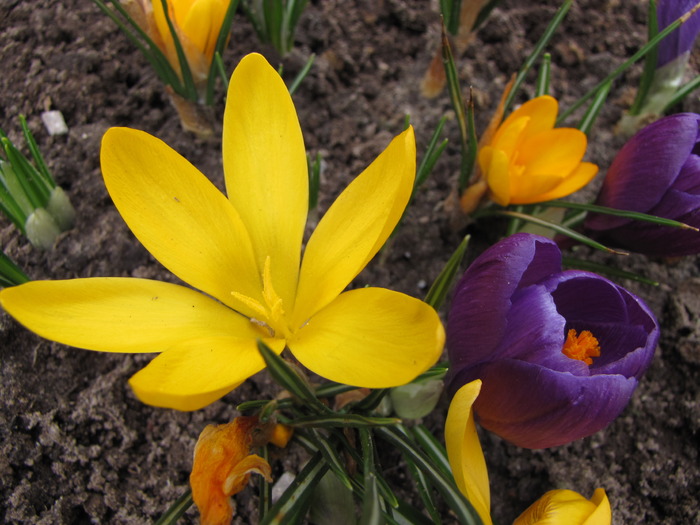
[41,110,68,136]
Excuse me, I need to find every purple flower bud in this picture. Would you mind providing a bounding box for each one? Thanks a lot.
[446,233,659,449]
[585,113,700,257]
[656,0,700,67]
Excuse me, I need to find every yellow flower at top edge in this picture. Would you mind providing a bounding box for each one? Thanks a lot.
[151,0,230,83]
[0,53,444,411]
[478,95,599,206]
[513,488,612,525]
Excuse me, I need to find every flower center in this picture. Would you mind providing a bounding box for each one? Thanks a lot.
[561,329,600,365]
[231,256,291,339]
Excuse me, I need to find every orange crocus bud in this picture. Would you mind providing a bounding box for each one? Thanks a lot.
[190,417,273,525]
[268,423,294,449]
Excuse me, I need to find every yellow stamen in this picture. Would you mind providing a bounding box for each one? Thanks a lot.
[230,290,268,320]
[230,256,291,339]
[562,329,600,365]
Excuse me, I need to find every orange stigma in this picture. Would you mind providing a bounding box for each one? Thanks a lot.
[562,329,600,365]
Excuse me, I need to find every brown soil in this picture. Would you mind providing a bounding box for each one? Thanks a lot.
[1,0,699,523]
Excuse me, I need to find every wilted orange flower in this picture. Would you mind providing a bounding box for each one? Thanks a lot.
[190,417,286,525]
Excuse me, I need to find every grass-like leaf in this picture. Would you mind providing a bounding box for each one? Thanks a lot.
[628,0,659,116]
[424,235,470,310]
[376,426,483,525]
[256,340,330,414]
[562,257,660,286]
[503,0,572,113]
[286,413,400,429]
[412,424,453,479]
[0,252,30,287]
[578,80,612,135]
[441,23,471,191]
[475,208,628,254]
[154,489,193,525]
[288,53,316,96]
[204,0,239,103]
[538,200,699,231]
[260,452,328,525]
[416,116,448,189]
[405,455,442,524]
[558,2,700,123]
[663,73,700,111]
[535,53,551,96]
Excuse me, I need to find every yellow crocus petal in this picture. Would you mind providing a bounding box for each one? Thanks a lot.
[519,128,588,177]
[509,173,567,205]
[584,489,612,525]
[500,95,558,140]
[152,0,179,61]
[514,488,611,525]
[288,287,443,387]
[445,380,492,525]
[490,115,530,158]
[481,146,512,206]
[129,336,286,410]
[182,0,227,60]
[533,162,599,203]
[101,127,263,317]
[292,128,416,324]
[0,278,257,353]
[223,53,308,308]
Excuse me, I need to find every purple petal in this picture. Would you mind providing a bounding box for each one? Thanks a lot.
[546,271,629,324]
[579,322,655,377]
[645,154,700,221]
[657,0,700,67]
[474,360,638,449]
[446,234,561,369]
[670,153,700,193]
[586,114,700,231]
[497,284,588,375]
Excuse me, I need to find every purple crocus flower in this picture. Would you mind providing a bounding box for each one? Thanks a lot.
[446,233,659,449]
[585,113,700,257]
[656,0,700,67]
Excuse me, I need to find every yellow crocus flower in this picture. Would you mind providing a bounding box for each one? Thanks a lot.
[445,380,611,525]
[513,488,612,525]
[478,95,598,206]
[0,53,444,411]
[151,0,231,84]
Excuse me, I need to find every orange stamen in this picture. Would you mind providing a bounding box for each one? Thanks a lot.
[562,329,600,365]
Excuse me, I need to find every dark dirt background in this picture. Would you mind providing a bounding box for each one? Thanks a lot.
[1,0,699,523]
